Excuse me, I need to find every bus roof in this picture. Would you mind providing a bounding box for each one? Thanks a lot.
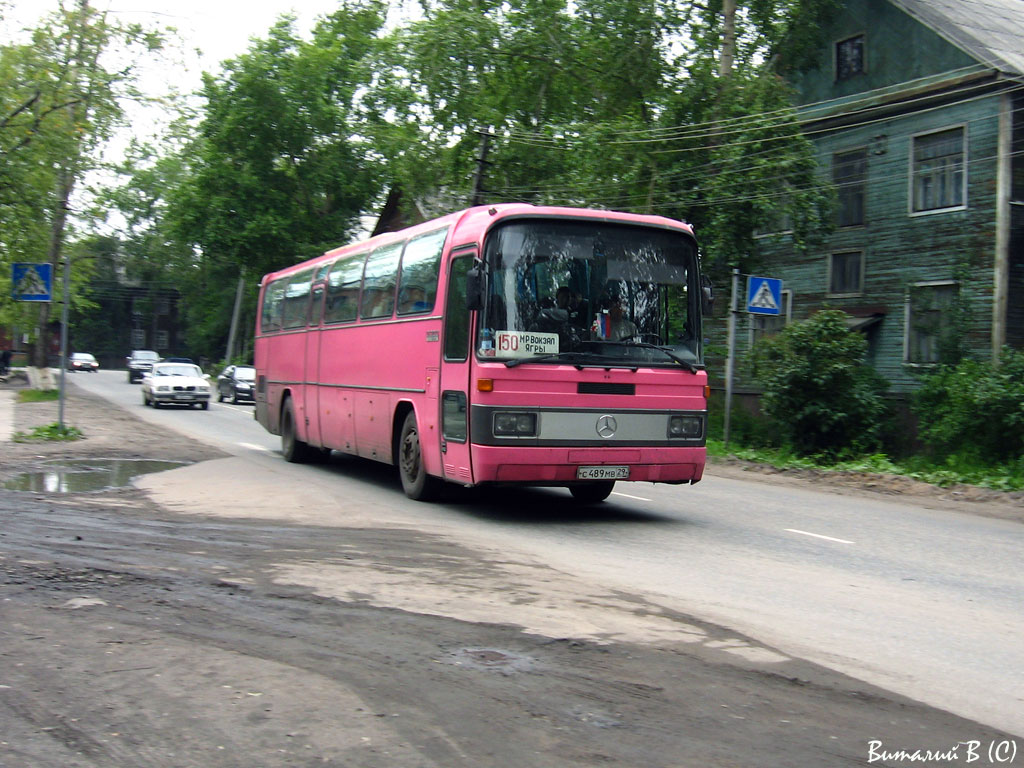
[260,204,696,284]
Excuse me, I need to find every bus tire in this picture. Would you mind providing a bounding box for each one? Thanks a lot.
[569,481,615,503]
[281,397,314,463]
[398,411,441,501]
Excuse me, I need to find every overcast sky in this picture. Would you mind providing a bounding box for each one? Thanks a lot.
[3,1,361,98]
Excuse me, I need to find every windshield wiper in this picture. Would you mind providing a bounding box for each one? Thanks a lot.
[598,342,702,373]
[504,352,587,369]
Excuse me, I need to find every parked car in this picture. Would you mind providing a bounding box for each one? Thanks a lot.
[68,352,99,372]
[216,364,256,403]
[126,349,160,383]
[141,362,211,409]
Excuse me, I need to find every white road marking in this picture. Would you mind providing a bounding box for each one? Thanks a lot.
[611,491,652,501]
[238,442,270,452]
[785,528,854,545]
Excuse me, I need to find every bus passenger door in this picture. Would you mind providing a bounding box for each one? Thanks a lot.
[437,253,475,484]
[304,285,324,447]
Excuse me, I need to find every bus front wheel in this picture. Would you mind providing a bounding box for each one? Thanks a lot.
[398,411,441,501]
[569,481,615,503]
[281,397,314,463]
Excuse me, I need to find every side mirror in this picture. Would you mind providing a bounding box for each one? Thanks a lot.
[465,264,484,311]
[701,275,715,317]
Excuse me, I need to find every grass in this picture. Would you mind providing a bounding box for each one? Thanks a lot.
[17,389,60,403]
[12,422,84,442]
[707,440,1024,492]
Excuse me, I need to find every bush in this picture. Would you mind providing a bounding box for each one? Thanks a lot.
[912,347,1024,464]
[751,309,890,458]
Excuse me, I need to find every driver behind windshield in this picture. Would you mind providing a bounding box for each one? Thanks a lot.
[595,295,638,341]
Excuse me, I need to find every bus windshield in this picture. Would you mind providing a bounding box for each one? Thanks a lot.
[479,219,702,368]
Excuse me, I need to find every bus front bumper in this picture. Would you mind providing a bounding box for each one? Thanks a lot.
[468,445,706,485]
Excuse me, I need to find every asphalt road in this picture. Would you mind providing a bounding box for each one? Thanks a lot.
[67,369,1024,738]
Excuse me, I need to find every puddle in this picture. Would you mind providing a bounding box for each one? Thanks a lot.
[3,458,187,493]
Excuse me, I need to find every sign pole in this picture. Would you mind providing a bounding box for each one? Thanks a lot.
[58,256,70,430]
[723,267,739,448]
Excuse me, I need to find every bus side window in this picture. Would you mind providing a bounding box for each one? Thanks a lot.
[282,270,313,330]
[444,255,472,361]
[397,227,448,315]
[360,241,403,320]
[325,255,365,324]
[261,280,286,333]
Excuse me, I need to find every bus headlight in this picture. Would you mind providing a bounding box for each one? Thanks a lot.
[668,414,704,439]
[493,412,537,437]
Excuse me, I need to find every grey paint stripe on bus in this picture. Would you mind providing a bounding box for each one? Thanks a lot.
[267,380,426,394]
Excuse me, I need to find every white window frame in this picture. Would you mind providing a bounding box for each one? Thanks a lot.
[903,279,957,366]
[827,251,864,297]
[909,125,967,216]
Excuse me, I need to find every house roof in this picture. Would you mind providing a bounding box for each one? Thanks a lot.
[891,0,1024,76]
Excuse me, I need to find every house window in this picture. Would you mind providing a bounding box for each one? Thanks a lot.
[750,290,792,348]
[912,127,965,212]
[833,149,866,227]
[131,329,146,348]
[905,281,957,364]
[155,330,169,350]
[836,35,865,81]
[155,297,170,315]
[829,251,863,295]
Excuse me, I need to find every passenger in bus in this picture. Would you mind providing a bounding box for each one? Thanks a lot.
[399,284,431,313]
[556,287,588,330]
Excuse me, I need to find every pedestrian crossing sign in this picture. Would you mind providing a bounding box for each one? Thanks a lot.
[11,262,53,302]
[746,276,782,316]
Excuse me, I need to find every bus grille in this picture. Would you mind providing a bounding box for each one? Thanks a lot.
[577,382,635,395]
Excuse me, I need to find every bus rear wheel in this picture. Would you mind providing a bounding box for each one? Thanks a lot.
[398,411,441,501]
[569,481,615,503]
[281,397,315,463]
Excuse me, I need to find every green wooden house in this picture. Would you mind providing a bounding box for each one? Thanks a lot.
[748,0,1024,394]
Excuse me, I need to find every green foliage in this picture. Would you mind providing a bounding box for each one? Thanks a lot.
[751,309,890,457]
[13,421,83,441]
[17,388,59,403]
[707,439,1024,491]
[912,348,1024,465]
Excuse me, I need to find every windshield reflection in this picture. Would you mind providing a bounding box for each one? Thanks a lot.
[479,220,702,368]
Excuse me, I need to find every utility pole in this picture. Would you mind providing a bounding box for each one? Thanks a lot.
[225,274,246,365]
[723,268,739,448]
[470,129,492,206]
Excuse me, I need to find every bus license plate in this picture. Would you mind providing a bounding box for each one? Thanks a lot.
[576,466,629,480]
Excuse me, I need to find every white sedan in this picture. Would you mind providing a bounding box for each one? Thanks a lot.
[141,362,212,410]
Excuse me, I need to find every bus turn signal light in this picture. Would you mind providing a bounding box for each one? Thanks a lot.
[477,379,494,392]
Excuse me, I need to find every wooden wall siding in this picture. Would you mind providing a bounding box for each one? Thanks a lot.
[789,0,979,108]
[748,90,1005,394]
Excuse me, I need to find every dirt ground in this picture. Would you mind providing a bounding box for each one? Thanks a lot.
[1,376,1020,767]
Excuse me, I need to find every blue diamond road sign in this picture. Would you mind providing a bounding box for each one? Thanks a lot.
[12,262,53,302]
[746,275,782,316]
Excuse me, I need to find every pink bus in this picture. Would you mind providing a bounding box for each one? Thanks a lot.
[254,204,709,502]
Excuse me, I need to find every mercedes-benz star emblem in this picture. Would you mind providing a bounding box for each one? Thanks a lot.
[596,415,617,439]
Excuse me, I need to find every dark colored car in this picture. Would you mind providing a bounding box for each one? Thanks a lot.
[126,349,160,383]
[216,364,256,403]
[68,352,99,372]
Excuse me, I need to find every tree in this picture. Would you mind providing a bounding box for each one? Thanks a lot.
[381,0,836,279]
[0,0,164,369]
[152,6,387,360]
